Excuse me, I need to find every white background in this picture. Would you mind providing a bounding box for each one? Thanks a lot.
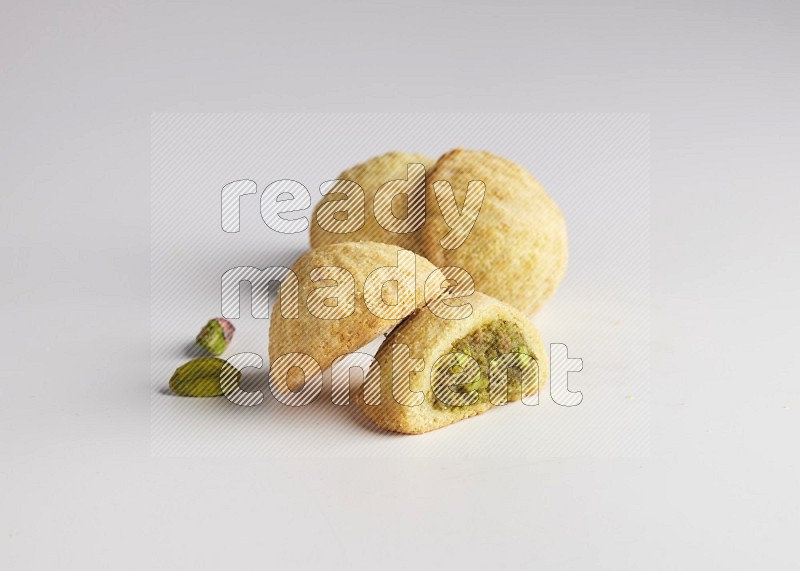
[2,1,798,569]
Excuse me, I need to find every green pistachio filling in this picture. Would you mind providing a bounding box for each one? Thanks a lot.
[432,320,535,410]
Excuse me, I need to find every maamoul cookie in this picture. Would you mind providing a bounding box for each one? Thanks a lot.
[310,151,435,251]
[421,149,568,315]
[268,241,445,390]
[358,291,548,434]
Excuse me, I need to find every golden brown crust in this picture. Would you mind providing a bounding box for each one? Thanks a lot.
[358,291,548,434]
[310,151,436,251]
[268,241,444,390]
[421,148,568,315]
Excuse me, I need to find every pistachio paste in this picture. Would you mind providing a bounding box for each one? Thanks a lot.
[432,320,534,410]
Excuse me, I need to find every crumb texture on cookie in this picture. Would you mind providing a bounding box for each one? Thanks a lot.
[422,148,568,315]
[310,151,436,252]
[268,241,443,390]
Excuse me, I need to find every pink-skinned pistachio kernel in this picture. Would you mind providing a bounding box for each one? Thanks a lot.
[195,318,235,355]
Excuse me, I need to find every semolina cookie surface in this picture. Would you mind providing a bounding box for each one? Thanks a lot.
[421,149,568,315]
[268,241,444,390]
[358,291,548,434]
[310,151,436,252]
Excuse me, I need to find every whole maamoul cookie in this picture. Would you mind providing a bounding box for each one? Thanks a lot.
[421,149,568,315]
[269,241,446,390]
[310,151,436,251]
[358,291,548,434]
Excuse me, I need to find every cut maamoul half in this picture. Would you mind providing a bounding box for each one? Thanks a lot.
[310,151,436,252]
[268,241,446,390]
[358,291,548,434]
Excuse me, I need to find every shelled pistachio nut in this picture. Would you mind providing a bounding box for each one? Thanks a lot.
[169,357,240,397]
